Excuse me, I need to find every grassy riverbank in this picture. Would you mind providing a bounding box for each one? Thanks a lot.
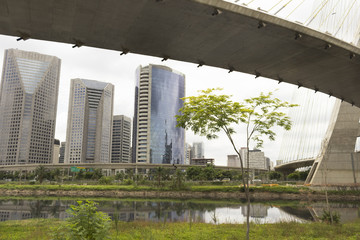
[0,183,309,193]
[1,218,359,240]
[1,183,359,201]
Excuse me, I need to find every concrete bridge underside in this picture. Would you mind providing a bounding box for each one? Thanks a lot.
[1,0,360,106]
[274,158,315,177]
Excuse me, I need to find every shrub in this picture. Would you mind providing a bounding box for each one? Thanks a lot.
[171,169,186,190]
[122,179,134,185]
[98,176,114,185]
[52,200,111,240]
[320,210,341,224]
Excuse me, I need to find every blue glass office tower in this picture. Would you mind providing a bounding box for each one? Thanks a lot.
[133,65,185,164]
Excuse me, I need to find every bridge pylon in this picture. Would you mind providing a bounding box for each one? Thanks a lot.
[306,100,360,185]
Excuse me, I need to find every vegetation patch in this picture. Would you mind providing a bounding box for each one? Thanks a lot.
[1,218,360,240]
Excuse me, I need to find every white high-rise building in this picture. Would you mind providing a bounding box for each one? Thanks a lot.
[227,155,240,168]
[191,142,204,159]
[0,49,60,165]
[112,115,131,163]
[240,148,266,169]
[53,139,60,164]
[185,143,192,165]
[65,79,114,164]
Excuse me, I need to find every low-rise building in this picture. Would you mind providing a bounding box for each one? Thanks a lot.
[190,158,214,166]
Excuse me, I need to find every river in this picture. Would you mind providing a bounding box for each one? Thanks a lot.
[0,198,359,224]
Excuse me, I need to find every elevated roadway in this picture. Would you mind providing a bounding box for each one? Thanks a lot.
[0,162,267,172]
[1,0,360,106]
[274,158,315,176]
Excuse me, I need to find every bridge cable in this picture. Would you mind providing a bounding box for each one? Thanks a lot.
[311,93,324,159]
[305,93,317,159]
[244,0,257,6]
[306,0,330,27]
[334,0,357,37]
[286,89,307,162]
[268,0,284,13]
[343,1,360,41]
[286,0,306,19]
[316,94,330,157]
[304,0,327,26]
[278,88,299,163]
[299,90,315,160]
[282,90,299,162]
[274,0,293,15]
[318,0,341,29]
[295,90,308,161]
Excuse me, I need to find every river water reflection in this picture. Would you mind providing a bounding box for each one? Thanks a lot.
[0,199,359,224]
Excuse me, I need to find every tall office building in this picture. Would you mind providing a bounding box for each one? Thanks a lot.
[59,142,65,164]
[240,147,266,169]
[185,143,192,165]
[132,65,185,164]
[191,142,204,159]
[112,115,131,163]
[53,139,60,164]
[227,155,240,167]
[0,49,60,165]
[65,79,114,164]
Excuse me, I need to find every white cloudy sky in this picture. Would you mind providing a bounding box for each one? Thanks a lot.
[1,0,356,166]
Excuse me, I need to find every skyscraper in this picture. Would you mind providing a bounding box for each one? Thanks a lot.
[65,79,114,164]
[133,65,185,164]
[0,49,60,165]
[112,115,131,163]
[191,142,204,159]
[53,139,60,164]
[240,148,266,169]
[59,142,65,164]
[185,143,192,165]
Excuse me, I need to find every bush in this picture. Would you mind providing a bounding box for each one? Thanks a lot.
[98,176,113,185]
[171,169,186,190]
[122,179,133,185]
[52,200,111,240]
[320,210,341,224]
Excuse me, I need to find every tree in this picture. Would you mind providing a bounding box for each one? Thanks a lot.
[115,171,125,181]
[155,166,166,187]
[76,169,85,180]
[186,166,202,181]
[171,169,186,190]
[34,165,48,184]
[299,169,310,181]
[287,171,300,180]
[269,171,282,180]
[176,88,296,240]
[92,168,103,180]
[201,164,216,181]
[50,168,62,183]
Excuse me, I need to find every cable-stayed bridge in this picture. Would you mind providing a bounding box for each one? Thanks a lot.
[275,88,335,176]
[227,0,360,45]
[1,0,360,185]
[275,94,360,185]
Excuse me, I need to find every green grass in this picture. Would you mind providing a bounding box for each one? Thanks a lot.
[0,183,155,191]
[1,183,359,197]
[1,219,360,240]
